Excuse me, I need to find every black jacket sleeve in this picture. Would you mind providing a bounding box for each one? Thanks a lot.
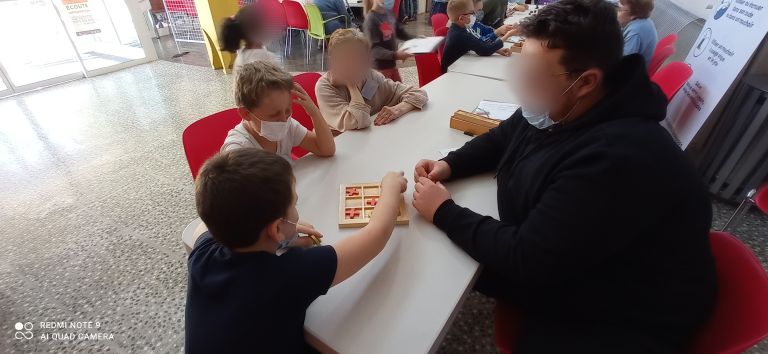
[441,114,518,180]
[468,32,503,56]
[433,142,650,286]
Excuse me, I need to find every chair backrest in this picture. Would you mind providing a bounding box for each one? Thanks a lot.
[431,13,449,35]
[257,0,287,32]
[182,109,242,179]
[656,33,678,54]
[754,184,768,214]
[688,231,768,354]
[648,45,675,75]
[651,61,692,101]
[290,72,322,159]
[284,0,309,30]
[414,53,443,87]
[434,25,448,37]
[304,3,327,39]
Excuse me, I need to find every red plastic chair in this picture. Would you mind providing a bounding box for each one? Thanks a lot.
[494,301,521,354]
[284,0,309,59]
[415,53,443,87]
[290,72,322,159]
[651,61,693,101]
[431,13,449,35]
[648,45,675,76]
[182,109,242,180]
[656,33,678,55]
[689,231,768,354]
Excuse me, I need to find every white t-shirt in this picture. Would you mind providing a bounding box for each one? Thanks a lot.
[221,119,309,161]
[233,48,281,72]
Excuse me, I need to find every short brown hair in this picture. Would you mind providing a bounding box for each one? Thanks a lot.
[620,0,654,18]
[195,148,294,249]
[234,61,293,110]
[328,28,370,53]
[447,0,473,22]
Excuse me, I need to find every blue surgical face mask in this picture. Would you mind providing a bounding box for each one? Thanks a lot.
[519,74,584,130]
[277,218,299,249]
[381,0,395,9]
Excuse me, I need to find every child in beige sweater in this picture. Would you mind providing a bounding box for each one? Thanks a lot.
[316,28,428,133]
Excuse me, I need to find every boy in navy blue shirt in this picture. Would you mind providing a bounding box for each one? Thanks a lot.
[185,148,407,353]
[440,0,514,72]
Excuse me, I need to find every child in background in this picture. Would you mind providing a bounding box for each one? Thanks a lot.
[185,148,408,353]
[440,0,514,72]
[471,0,516,42]
[220,6,281,72]
[316,29,428,132]
[363,0,414,82]
[222,61,336,160]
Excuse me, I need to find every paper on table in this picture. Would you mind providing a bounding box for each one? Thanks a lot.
[439,147,459,157]
[400,37,445,54]
[473,100,520,120]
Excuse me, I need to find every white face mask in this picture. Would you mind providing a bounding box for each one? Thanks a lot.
[468,14,477,27]
[277,218,299,249]
[514,73,584,130]
[248,111,289,141]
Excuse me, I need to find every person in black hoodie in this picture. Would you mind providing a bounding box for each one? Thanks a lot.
[412,0,717,352]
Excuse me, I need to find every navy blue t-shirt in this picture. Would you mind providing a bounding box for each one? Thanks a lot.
[185,232,337,354]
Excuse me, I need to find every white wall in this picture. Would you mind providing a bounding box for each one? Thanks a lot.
[670,0,714,19]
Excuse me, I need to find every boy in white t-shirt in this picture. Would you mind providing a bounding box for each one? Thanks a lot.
[222,61,335,161]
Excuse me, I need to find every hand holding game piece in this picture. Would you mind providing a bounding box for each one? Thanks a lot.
[414,159,452,182]
[297,222,323,239]
[412,177,452,223]
[381,171,407,194]
[496,47,512,57]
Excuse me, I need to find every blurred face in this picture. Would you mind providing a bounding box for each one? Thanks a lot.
[329,41,371,84]
[245,89,292,123]
[509,38,602,122]
[473,1,483,12]
[617,1,633,27]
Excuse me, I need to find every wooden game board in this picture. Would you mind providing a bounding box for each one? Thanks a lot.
[339,183,409,228]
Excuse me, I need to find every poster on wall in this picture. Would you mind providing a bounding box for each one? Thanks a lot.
[662,0,768,149]
[61,0,101,36]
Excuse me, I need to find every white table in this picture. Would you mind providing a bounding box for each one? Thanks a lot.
[447,41,515,81]
[297,72,514,353]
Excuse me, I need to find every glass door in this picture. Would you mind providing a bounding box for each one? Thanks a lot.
[0,0,155,98]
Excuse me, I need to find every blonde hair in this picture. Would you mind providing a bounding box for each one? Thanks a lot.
[447,0,473,22]
[234,61,294,110]
[328,28,370,53]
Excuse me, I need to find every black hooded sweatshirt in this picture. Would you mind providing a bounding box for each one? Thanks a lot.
[435,54,717,353]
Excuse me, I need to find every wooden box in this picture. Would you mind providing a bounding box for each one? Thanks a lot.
[449,110,501,136]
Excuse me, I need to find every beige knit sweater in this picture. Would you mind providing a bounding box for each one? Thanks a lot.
[315,69,428,132]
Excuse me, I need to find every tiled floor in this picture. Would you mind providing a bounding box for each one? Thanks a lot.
[1,35,767,354]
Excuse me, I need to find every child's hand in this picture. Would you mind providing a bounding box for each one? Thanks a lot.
[292,83,320,114]
[394,50,414,61]
[412,177,452,223]
[495,24,514,36]
[374,105,403,125]
[497,48,512,57]
[381,171,407,194]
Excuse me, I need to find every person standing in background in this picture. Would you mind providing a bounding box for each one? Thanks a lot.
[617,0,658,65]
[364,0,415,81]
[220,6,281,72]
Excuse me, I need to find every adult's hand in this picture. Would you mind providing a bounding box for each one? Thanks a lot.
[414,159,451,182]
[412,177,451,223]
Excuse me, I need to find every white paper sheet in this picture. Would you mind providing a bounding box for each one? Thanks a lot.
[400,37,446,54]
[472,100,520,120]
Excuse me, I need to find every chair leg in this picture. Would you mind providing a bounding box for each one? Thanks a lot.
[722,191,756,231]
[303,32,309,65]
[285,29,290,57]
[321,38,325,71]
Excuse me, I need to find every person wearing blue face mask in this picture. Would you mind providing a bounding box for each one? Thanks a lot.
[470,0,516,42]
[412,0,717,351]
[363,0,415,81]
